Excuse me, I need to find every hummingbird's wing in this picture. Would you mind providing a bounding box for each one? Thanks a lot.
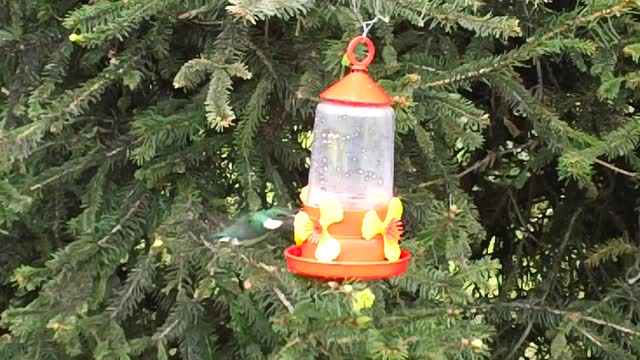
[206,214,270,245]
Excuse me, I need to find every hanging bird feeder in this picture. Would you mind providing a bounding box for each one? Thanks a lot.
[285,35,411,280]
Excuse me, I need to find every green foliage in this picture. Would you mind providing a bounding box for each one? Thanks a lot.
[624,43,640,62]
[585,237,637,269]
[0,180,32,225]
[1,0,640,359]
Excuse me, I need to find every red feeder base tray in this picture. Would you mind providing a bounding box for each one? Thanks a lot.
[284,246,411,280]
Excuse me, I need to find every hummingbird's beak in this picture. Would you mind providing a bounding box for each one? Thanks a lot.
[287,207,299,218]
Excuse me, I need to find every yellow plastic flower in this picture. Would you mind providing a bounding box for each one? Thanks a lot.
[293,197,343,262]
[299,185,308,204]
[294,211,319,246]
[361,197,404,262]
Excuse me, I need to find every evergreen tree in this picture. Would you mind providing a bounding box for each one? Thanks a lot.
[1,0,640,359]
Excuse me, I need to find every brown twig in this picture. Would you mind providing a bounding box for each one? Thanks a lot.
[575,325,604,347]
[417,141,538,189]
[177,5,214,20]
[273,287,294,313]
[508,191,542,245]
[418,153,493,188]
[28,141,134,191]
[279,317,360,353]
[236,252,283,273]
[505,322,533,359]
[495,302,640,336]
[594,159,638,178]
[29,163,87,191]
[189,20,224,26]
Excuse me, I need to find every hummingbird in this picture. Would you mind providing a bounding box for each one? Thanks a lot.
[205,207,297,246]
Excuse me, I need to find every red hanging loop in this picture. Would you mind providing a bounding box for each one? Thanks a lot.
[318,35,392,106]
[346,36,375,71]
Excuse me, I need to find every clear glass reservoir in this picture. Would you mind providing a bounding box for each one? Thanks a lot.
[307,101,395,210]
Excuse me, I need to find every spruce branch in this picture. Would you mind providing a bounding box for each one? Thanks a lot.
[585,237,637,268]
[108,255,156,320]
[418,153,493,188]
[421,0,633,88]
[492,303,640,336]
[64,0,173,47]
[154,319,179,342]
[490,71,639,186]
[1,46,146,167]
[28,139,135,191]
[28,162,87,191]
[498,208,581,358]
[97,199,143,247]
[280,316,362,352]
[201,240,285,275]
[4,1,640,358]
[396,0,521,38]
[225,0,314,24]
[416,143,540,188]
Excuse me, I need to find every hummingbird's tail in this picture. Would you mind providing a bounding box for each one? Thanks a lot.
[205,232,235,245]
[205,232,222,242]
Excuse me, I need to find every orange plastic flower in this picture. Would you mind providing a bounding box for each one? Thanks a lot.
[294,197,343,262]
[361,197,404,262]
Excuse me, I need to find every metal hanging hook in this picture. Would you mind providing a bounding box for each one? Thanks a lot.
[351,0,389,41]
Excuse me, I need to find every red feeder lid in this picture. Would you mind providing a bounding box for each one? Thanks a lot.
[284,246,411,280]
[319,36,393,107]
